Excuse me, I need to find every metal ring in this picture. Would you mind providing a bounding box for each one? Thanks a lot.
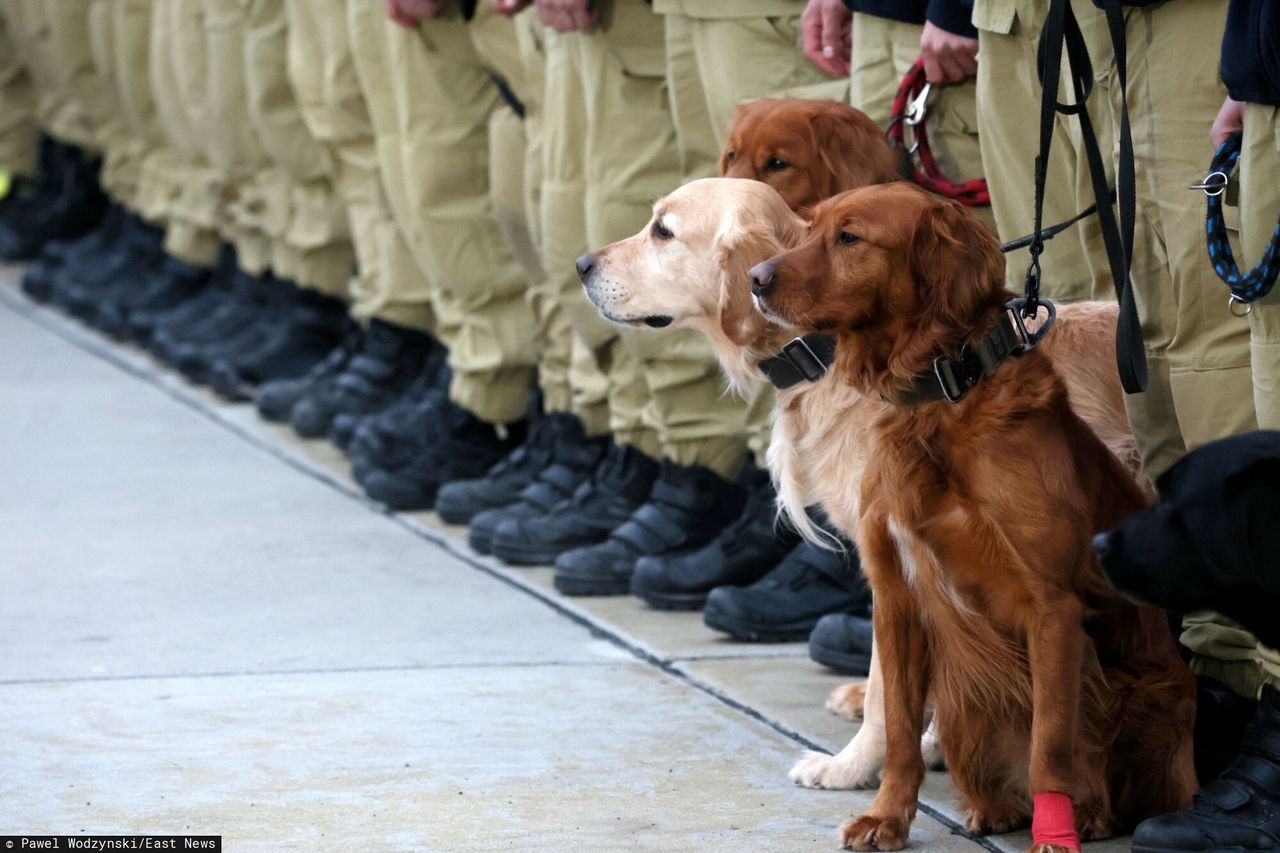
[1190,170,1229,197]
[1229,294,1254,317]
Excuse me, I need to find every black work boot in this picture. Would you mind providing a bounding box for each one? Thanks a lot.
[290,319,438,440]
[1195,676,1261,784]
[124,255,220,345]
[348,364,451,480]
[433,406,561,525]
[164,271,281,384]
[0,139,106,261]
[808,612,874,676]
[360,402,526,511]
[489,441,658,566]
[630,463,798,610]
[255,325,362,422]
[150,264,266,368]
[1132,685,1280,853]
[60,215,166,323]
[552,460,746,596]
[466,416,609,555]
[205,287,349,401]
[702,532,870,642]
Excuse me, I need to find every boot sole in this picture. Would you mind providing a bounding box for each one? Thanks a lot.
[634,587,708,612]
[702,609,813,643]
[553,574,632,597]
[490,542,568,567]
[808,643,872,676]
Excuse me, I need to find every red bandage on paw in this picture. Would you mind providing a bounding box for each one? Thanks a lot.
[1032,792,1080,851]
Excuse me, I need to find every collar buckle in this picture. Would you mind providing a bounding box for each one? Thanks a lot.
[781,337,829,382]
[932,352,969,403]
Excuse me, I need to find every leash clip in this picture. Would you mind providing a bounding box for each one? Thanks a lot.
[1190,170,1229,197]
[905,82,931,127]
[1229,294,1254,317]
[1004,297,1057,353]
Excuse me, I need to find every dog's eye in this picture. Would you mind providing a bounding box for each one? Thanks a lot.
[764,157,789,172]
[651,220,674,241]
[724,150,736,162]
[837,231,860,246]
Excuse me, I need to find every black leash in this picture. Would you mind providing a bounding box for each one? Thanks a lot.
[1032,0,1146,394]
[1198,131,1280,311]
[998,189,1113,254]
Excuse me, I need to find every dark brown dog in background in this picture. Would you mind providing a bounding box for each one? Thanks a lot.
[719,98,902,213]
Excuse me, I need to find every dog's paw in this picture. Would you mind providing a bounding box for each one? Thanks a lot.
[827,681,868,721]
[1027,845,1077,853]
[839,814,909,851]
[1074,800,1115,842]
[788,749,882,790]
[963,802,1027,835]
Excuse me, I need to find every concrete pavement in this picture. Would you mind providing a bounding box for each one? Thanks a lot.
[0,269,1126,852]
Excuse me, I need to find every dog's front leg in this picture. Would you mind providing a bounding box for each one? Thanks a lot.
[840,515,928,852]
[791,643,886,790]
[1025,595,1092,853]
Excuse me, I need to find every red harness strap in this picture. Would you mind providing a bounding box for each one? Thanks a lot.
[887,59,991,207]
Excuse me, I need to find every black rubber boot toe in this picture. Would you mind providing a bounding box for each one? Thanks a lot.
[630,463,797,611]
[702,531,870,643]
[433,409,566,526]
[488,440,648,566]
[808,612,873,675]
[552,460,745,596]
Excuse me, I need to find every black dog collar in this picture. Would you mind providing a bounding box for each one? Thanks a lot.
[892,299,1055,405]
[758,334,837,389]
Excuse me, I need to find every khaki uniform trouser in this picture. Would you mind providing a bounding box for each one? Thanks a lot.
[3,0,107,152]
[362,5,535,425]
[145,0,221,266]
[241,0,352,297]
[577,0,757,478]
[1099,0,1255,483]
[89,0,164,217]
[345,0,436,334]
[0,6,36,178]
[286,0,426,319]
[659,5,846,470]
[973,0,1115,300]
[1180,104,1280,700]
[536,28,623,440]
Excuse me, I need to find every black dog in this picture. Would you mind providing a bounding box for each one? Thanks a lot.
[1093,430,1280,650]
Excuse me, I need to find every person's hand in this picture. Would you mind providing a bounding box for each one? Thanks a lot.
[919,21,978,84]
[1211,97,1247,149]
[801,0,852,77]
[536,0,597,33]
[385,0,447,27]
[490,0,532,15]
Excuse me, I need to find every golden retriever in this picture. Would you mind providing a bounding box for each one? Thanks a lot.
[752,182,1196,852]
[577,177,1175,849]
[719,98,903,213]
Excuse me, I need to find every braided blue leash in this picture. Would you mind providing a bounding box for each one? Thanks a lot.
[1204,131,1280,304]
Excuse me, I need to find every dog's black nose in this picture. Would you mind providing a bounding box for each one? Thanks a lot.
[749,260,777,296]
[576,253,595,282]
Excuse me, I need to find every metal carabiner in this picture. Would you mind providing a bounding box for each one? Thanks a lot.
[1190,170,1229,197]
[1229,294,1253,317]
[905,83,932,127]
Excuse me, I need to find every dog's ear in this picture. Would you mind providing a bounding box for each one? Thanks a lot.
[810,105,902,197]
[908,199,1006,330]
[714,204,803,345]
[719,103,758,176]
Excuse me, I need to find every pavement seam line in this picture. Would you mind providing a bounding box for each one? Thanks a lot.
[0,284,1006,852]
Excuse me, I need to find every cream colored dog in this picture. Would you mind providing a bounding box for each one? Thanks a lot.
[578,177,1144,797]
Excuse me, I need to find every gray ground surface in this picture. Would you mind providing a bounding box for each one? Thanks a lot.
[0,269,1128,851]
